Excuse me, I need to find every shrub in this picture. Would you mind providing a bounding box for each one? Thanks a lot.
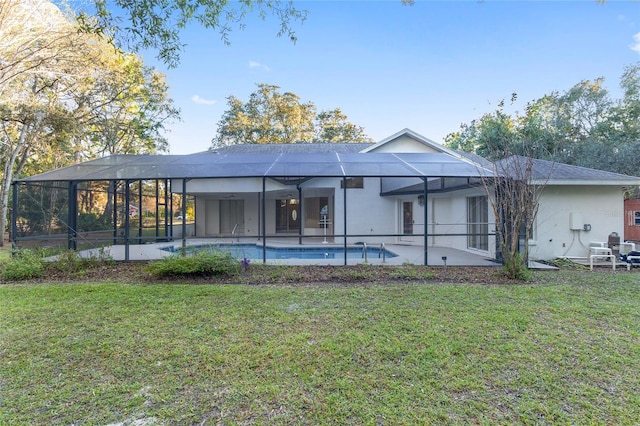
[502,252,532,281]
[1,249,45,281]
[145,250,239,278]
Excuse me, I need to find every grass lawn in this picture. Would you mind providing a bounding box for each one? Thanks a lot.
[2,271,640,424]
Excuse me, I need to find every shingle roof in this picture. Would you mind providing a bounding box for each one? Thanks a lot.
[496,156,640,184]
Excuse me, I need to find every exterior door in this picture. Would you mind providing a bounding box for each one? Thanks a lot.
[220,200,244,236]
[400,201,414,242]
[276,199,300,233]
[467,196,488,251]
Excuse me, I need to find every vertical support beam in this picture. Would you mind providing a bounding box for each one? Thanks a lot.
[165,179,170,240]
[423,177,429,266]
[138,180,143,244]
[262,177,267,264]
[257,192,261,241]
[297,185,302,245]
[124,180,131,261]
[112,180,118,245]
[68,181,78,250]
[343,176,348,266]
[11,181,19,251]
[181,179,188,256]
[155,179,160,240]
[168,180,174,240]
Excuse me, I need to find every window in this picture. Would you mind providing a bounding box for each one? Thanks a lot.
[467,196,488,251]
[635,211,640,226]
[340,177,364,189]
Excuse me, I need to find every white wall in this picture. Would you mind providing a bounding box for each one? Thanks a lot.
[429,187,496,258]
[367,135,441,153]
[530,185,625,260]
[184,177,287,193]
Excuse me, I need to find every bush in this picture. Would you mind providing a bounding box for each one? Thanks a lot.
[50,248,113,275]
[1,249,45,281]
[502,252,532,281]
[145,250,239,278]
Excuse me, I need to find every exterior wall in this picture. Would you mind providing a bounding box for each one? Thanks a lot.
[329,178,398,244]
[184,177,287,193]
[624,199,640,242]
[530,185,625,260]
[430,187,496,258]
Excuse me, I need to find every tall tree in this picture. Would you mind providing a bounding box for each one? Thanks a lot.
[212,83,371,147]
[70,53,179,159]
[0,0,102,245]
[314,109,372,143]
[444,66,640,179]
[0,0,179,245]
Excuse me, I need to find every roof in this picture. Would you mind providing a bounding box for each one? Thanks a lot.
[496,156,640,186]
[17,139,639,186]
[360,128,454,154]
[17,149,495,182]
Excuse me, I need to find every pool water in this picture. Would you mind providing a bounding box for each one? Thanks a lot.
[162,243,397,260]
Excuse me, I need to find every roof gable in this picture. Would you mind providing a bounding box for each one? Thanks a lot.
[361,128,454,155]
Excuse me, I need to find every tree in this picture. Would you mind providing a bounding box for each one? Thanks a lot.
[445,65,640,179]
[444,96,550,279]
[0,0,103,245]
[0,0,179,245]
[70,53,179,159]
[211,83,371,147]
[76,0,309,68]
[313,109,372,143]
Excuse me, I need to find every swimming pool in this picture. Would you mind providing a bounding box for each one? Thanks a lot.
[162,243,397,260]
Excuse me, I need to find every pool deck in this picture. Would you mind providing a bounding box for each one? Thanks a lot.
[79,238,502,267]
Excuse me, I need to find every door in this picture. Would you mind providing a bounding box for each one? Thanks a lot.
[276,199,300,233]
[400,201,414,242]
[220,200,244,236]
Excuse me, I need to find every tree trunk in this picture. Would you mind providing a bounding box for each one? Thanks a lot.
[0,122,30,246]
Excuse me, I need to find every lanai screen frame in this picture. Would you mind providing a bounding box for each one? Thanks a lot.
[12,151,495,265]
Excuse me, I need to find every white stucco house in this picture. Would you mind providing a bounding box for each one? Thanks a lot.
[13,129,640,264]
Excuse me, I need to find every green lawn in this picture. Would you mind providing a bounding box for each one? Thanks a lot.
[2,271,640,424]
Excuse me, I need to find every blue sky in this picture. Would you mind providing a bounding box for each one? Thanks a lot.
[143,1,640,154]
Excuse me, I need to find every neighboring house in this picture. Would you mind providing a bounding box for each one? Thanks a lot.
[12,129,640,263]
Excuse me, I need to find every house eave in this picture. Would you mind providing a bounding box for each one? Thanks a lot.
[537,179,640,186]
